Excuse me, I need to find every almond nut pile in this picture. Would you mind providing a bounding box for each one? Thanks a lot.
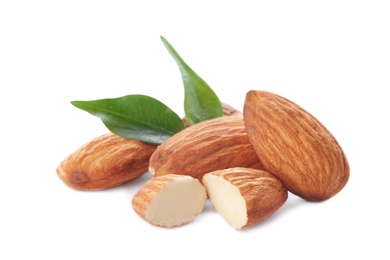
[57,90,349,230]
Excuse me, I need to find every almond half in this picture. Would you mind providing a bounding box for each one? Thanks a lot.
[203,167,287,230]
[132,174,207,228]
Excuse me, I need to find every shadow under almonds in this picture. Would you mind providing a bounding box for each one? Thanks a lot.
[113,171,154,199]
[239,192,309,232]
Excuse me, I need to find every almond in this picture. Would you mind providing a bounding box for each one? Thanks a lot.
[203,167,287,230]
[132,174,207,228]
[182,102,241,127]
[243,90,350,201]
[221,102,242,117]
[149,115,265,181]
[56,133,157,190]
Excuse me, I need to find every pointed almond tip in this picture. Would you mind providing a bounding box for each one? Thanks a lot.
[246,90,269,98]
[246,90,256,97]
[245,90,272,106]
[245,90,261,101]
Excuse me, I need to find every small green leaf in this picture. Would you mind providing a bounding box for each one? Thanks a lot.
[160,36,223,125]
[71,95,185,145]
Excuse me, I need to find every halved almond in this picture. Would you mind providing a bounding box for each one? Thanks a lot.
[132,174,207,228]
[203,167,287,230]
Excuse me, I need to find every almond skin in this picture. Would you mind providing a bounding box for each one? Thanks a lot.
[221,102,242,117]
[243,90,350,201]
[203,167,288,229]
[149,115,265,181]
[56,133,157,190]
[182,102,241,127]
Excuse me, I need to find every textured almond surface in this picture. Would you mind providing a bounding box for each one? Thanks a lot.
[182,102,241,127]
[56,133,157,190]
[149,115,264,181]
[132,174,207,228]
[203,167,287,229]
[221,102,242,117]
[244,90,350,201]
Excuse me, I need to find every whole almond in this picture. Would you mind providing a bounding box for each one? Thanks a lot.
[57,133,157,190]
[182,102,241,127]
[221,102,242,117]
[149,115,264,181]
[243,90,349,201]
[203,167,287,230]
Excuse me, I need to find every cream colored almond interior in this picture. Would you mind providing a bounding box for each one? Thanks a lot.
[203,174,247,229]
[145,176,207,228]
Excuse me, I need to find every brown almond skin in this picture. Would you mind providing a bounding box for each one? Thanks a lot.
[221,102,242,117]
[243,90,350,201]
[57,133,157,190]
[149,115,265,181]
[182,102,242,127]
[203,167,288,229]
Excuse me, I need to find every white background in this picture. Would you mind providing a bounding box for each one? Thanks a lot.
[1,1,389,259]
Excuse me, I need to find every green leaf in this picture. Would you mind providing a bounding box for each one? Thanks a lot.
[160,36,223,125]
[71,95,185,145]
